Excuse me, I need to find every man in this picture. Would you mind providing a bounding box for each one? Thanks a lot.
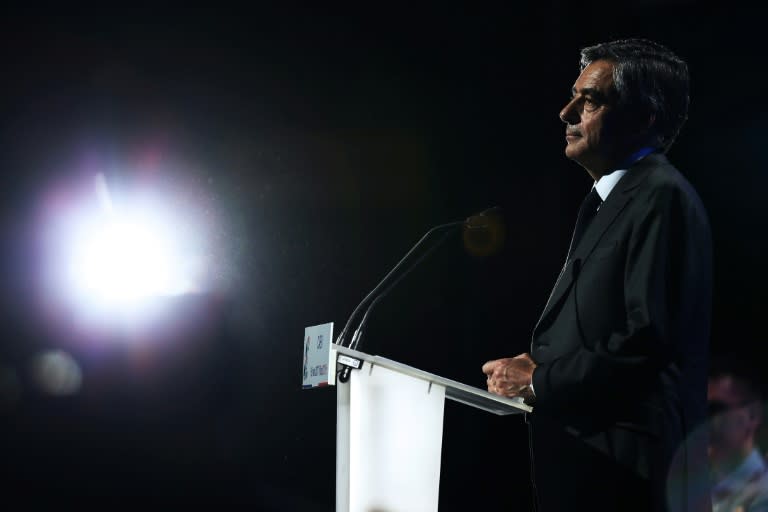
[482,39,712,511]
[709,357,768,512]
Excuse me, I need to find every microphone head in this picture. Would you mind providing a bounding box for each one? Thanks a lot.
[463,206,503,225]
[463,206,505,257]
[479,206,504,217]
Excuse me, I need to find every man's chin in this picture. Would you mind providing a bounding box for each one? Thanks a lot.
[564,147,586,167]
[564,144,582,161]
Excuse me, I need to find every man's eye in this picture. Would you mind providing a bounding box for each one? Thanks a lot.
[583,98,600,110]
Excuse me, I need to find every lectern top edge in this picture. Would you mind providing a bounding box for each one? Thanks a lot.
[329,343,532,415]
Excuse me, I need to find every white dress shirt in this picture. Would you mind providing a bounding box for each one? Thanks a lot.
[594,169,628,202]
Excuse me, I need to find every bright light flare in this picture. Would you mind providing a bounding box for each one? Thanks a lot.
[70,216,183,303]
[42,172,209,326]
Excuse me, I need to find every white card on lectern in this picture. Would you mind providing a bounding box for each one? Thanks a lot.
[302,322,333,389]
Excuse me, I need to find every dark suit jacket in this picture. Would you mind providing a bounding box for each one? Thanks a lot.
[529,153,712,512]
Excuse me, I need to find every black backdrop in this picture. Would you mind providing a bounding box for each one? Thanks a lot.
[0,3,766,510]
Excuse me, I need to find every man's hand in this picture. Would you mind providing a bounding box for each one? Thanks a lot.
[482,353,537,401]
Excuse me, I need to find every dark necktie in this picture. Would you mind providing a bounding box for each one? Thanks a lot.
[566,187,602,262]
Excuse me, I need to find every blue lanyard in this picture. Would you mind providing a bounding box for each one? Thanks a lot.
[617,146,656,169]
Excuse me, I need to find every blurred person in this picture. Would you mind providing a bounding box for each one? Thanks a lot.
[482,38,712,511]
[709,357,768,512]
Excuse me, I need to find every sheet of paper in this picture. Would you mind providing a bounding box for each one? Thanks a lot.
[302,322,333,388]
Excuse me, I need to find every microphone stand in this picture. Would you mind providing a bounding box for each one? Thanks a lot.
[348,228,457,352]
[335,208,501,382]
[335,220,463,348]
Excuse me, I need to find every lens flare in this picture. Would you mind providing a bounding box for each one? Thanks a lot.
[31,350,82,396]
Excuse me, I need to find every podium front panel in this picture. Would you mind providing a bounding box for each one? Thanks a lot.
[340,361,445,512]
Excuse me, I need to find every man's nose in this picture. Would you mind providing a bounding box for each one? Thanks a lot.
[559,98,580,124]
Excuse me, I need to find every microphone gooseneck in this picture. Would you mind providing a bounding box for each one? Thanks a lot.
[334,220,463,350]
[348,227,457,351]
[334,206,502,381]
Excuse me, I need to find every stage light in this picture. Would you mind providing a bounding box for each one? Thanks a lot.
[42,172,208,326]
[68,213,184,304]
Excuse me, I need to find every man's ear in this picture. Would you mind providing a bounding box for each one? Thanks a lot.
[644,113,656,133]
[629,111,655,135]
[620,109,655,138]
[637,113,663,147]
[746,402,763,432]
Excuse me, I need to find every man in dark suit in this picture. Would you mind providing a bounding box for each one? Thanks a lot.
[482,39,712,511]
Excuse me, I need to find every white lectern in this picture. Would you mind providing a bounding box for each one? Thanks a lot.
[329,343,532,512]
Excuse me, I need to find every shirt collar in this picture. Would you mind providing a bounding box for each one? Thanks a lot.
[593,146,656,201]
[594,169,628,201]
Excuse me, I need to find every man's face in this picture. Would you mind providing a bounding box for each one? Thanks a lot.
[559,60,625,176]
[707,376,758,464]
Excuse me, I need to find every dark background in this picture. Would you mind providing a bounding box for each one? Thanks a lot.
[0,2,766,510]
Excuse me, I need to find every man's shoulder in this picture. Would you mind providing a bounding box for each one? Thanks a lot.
[622,156,712,238]
[638,154,688,188]
[633,155,705,208]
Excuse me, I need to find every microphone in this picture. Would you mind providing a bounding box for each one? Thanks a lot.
[335,207,502,381]
[463,206,505,258]
[467,205,503,221]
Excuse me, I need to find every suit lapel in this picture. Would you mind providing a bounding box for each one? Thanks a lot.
[531,154,667,340]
